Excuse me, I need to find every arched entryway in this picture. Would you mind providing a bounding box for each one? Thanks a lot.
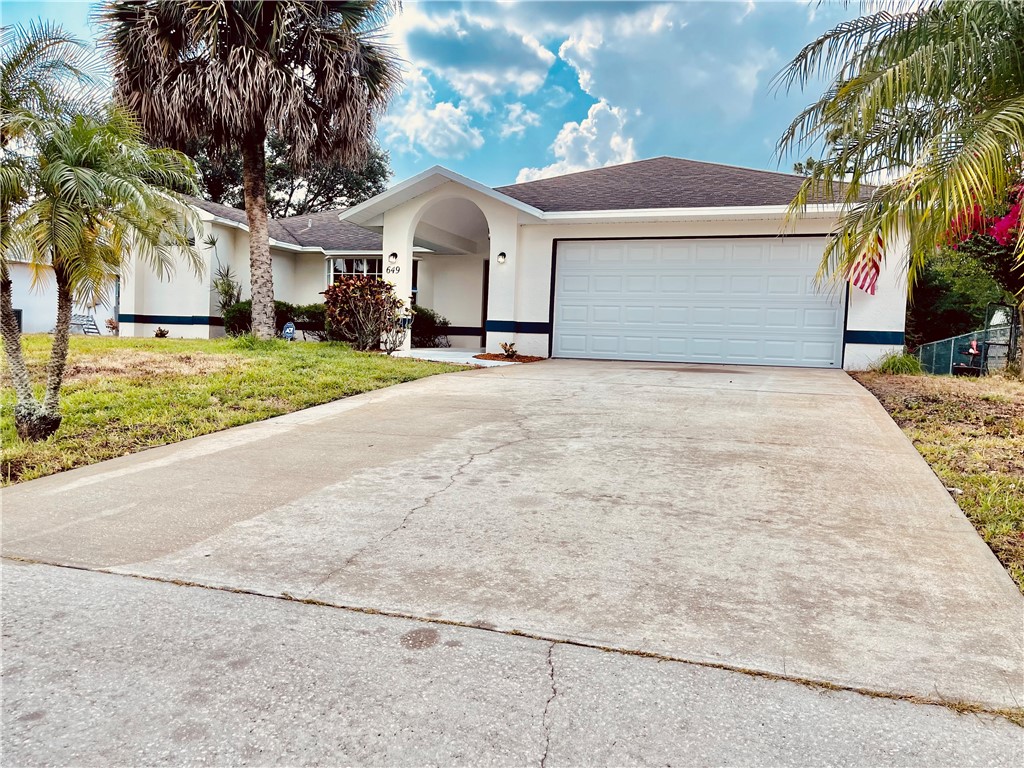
[410,197,490,350]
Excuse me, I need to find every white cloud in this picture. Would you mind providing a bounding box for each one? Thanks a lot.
[516,100,636,182]
[401,10,555,112]
[380,69,484,159]
[557,4,776,124]
[499,102,541,139]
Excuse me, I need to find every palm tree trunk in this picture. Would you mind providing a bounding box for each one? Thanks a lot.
[2,261,62,440]
[1,261,36,404]
[33,265,73,435]
[240,133,276,340]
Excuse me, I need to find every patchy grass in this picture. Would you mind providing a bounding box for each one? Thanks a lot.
[854,371,1024,593]
[1,335,465,485]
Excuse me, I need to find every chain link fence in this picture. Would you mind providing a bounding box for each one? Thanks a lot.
[917,318,1020,376]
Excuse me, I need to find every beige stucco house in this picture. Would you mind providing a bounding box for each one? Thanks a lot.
[104,157,907,369]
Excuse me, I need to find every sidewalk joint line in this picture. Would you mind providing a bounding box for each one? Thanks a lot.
[4,554,1022,728]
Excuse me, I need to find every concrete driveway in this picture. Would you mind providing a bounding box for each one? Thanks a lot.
[3,361,1022,765]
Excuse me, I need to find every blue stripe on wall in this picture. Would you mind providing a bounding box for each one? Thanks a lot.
[119,314,224,326]
[485,320,551,334]
[445,326,484,336]
[844,330,904,345]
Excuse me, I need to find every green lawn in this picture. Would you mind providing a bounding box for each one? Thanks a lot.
[1,335,465,485]
[854,371,1024,593]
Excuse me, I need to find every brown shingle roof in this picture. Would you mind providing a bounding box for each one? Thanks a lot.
[188,197,381,252]
[495,156,841,212]
[276,208,382,251]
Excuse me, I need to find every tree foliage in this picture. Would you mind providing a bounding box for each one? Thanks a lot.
[777,0,1024,290]
[191,134,391,218]
[3,106,200,440]
[99,0,401,339]
[905,248,1012,347]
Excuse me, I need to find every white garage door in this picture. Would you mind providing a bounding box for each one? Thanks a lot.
[552,238,845,368]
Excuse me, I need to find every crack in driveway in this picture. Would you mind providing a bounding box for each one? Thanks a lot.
[540,642,558,767]
[301,433,532,599]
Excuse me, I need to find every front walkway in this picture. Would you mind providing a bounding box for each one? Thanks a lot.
[394,346,517,366]
[3,361,1022,763]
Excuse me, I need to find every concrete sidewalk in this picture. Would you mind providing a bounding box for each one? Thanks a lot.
[3,563,1021,766]
[3,361,1022,763]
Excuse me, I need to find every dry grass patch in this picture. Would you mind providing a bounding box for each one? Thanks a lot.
[854,371,1024,592]
[59,350,244,383]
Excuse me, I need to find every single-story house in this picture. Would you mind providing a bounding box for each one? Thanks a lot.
[17,157,907,369]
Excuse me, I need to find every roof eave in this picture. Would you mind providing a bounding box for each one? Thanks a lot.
[535,203,844,225]
[340,166,546,226]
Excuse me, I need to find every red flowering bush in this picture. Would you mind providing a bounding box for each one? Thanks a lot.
[948,188,1023,249]
[323,276,406,351]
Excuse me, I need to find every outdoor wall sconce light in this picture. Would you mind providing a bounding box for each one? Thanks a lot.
[388,252,399,264]
[496,252,507,264]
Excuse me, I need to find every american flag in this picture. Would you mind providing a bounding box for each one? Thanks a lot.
[849,235,883,295]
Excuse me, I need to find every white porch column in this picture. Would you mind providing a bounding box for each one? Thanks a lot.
[381,208,416,352]
[484,209,519,354]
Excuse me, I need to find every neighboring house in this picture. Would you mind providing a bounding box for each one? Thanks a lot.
[7,262,111,336]
[20,156,906,370]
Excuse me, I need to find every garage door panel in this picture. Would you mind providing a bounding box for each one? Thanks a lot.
[804,307,842,329]
[658,306,689,324]
[623,336,653,354]
[592,305,621,323]
[692,306,725,326]
[553,238,843,367]
[624,306,656,324]
[626,275,657,293]
[595,245,625,263]
[626,244,657,263]
[559,304,588,323]
[660,244,691,263]
[730,275,763,294]
[694,244,726,263]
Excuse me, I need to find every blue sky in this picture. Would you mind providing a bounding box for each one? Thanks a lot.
[2,0,855,186]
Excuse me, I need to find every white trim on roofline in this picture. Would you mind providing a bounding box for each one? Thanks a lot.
[340,165,547,226]
[538,204,844,225]
[340,168,846,230]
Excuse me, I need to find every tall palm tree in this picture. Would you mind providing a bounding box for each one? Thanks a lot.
[98,0,401,339]
[776,1,1024,294]
[4,107,200,440]
[1,21,97,439]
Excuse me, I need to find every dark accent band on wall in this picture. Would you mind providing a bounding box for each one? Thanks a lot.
[844,330,904,345]
[445,326,484,336]
[485,320,551,334]
[119,314,224,326]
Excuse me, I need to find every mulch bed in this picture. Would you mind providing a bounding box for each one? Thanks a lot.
[474,353,546,363]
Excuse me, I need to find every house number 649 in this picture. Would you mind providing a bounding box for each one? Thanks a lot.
[385,265,401,274]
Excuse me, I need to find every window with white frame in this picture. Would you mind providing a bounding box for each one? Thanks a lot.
[329,257,383,285]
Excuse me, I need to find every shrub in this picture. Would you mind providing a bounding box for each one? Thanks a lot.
[411,304,451,348]
[323,276,407,352]
[874,351,924,375]
[500,342,517,359]
[222,299,297,336]
[154,327,169,338]
[291,303,346,342]
[211,263,243,316]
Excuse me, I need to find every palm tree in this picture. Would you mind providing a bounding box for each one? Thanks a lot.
[98,0,401,339]
[1,21,97,439]
[4,107,200,440]
[776,0,1024,294]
